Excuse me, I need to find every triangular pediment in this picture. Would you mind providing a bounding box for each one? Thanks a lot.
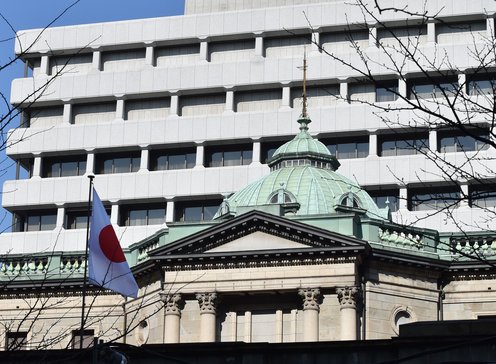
[150,210,369,260]
[206,231,311,253]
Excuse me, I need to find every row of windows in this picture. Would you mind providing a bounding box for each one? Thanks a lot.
[27,17,489,78]
[12,199,223,231]
[20,128,492,179]
[12,183,496,231]
[5,330,95,350]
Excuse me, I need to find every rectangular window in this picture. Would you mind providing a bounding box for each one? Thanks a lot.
[27,106,64,128]
[378,25,427,47]
[150,148,196,171]
[95,152,141,174]
[376,82,399,102]
[125,98,170,121]
[72,102,116,124]
[206,145,252,167]
[291,85,340,108]
[264,35,311,58]
[102,48,146,72]
[409,187,461,211]
[179,93,226,117]
[322,136,369,159]
[5,331,28,350]
[320,30,369,54]
[409,78,458,99]
[235,89,282,113]
[174,200,222,222]
[438,128,489,153]
[436,20,486,44]
[65,210,89,230]
[209,39,255,62]
[379,132,429,156]
[71,329,94,349]
[469,184,496,208]
[120,204,166,226]
[366,189,400,212]
[467,74,496,95]
[155,44,200,67]
[42,156,87,178]
[16,210,57,232]
[349,82,375,103]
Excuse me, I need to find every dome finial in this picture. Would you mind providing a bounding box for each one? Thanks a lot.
[297,49,311,132]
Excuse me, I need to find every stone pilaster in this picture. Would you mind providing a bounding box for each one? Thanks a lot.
[196,292,218,342]
[160,292,184,343]
[337,286,359,340]
[298,288,321,342]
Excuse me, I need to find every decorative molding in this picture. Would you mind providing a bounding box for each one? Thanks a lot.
[196,292,218,314]
[337,286,359,309]
[298,288,322,311]
[159,292,184,316]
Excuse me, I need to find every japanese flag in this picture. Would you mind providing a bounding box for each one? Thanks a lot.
[88,190,138,298]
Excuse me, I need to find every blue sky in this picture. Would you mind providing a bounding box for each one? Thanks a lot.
[0,0,185,231]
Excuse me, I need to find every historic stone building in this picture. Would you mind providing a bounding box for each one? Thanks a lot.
[1,0,496,351]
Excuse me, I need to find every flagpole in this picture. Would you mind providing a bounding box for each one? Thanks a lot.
[80,174,94,349]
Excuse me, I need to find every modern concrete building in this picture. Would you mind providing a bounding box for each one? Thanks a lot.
[1,0,496,351]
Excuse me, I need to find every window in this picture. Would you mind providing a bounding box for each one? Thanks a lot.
[5,331,28,350]
[438,129,489,153]
[206,145,252,167]
[468,74,496,95]
[376,82,399,102]
[13,210,57,232]
[65,210,89,230]
[42,156,86,177]
[469,184,496,208]
[379,132,429,156]
[71,329,94,349]
[150,149,196,171]
[17,158,34,179]
[261,141,286,163]
[409,186,461,211]
[323,137,369,159]
[409,78,458,99]
[120,204,166,226]
[95,152,141,174]
[367,189,400,212]
[175,200,222,222]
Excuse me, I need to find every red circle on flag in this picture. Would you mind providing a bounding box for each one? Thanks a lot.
[99,225,126,263]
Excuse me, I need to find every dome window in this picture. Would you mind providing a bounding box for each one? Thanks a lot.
[338,192,361,209]
[267,189,297,204]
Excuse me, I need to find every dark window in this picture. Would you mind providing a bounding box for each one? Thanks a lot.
[468,74,496,95]
[438,129,490,153]
[95,152,141,174]
[71,329,94,349]
[13,210,57,232]
[65,210,89,230]
[175,200,222,222]
[17,158,34,179]
[323,136,369,159]
[120,204,166,226]
[5,331,28,350]
[376,82,399,102]
[379,132,429,156]
[206,145,252,167]
[42,156,86,177]
[409,78,458,99]
[367,189,400,212]
[261,141,286,163]
[150,148,196,171]
[469,184,496,208]
[409,186,461,211]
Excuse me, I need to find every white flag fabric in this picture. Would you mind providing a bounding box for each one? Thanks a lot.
[88,190,138,298]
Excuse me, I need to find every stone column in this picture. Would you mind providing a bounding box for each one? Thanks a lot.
[86,151,95,175]
[40,54,50,75]
[399,187,408,210]
[298,288,321,342]
[311,31,320,52]
[281,85,291,108]
[110,203,119,225]
[196,292,219,342]
[427,22,436,44]
[160,293,184,343]
[92,49,102,71]
[369,25,378,47]
[166,200,175,223]
[199,39,209,62]
[458,74,467,96]
[115,97,126,120]
[459,184,470,208]
[56,206,65,228]
[225,89,234,113]
[140,147,149,171]
[275,310,283,343]
[369,133,378,156]
[429,129,438,153]
[195,142,205,168]
[63,101,72,124]
[145,43,155,66]
[487,18,495,38]
[32,155,42,178]
[252,139,261,164]
[337,286,359,341]
[170,94,179,116]
[339,81,348,102]
[398,79,408,99]
[255,35,264,57]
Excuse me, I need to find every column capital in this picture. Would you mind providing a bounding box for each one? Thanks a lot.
[160,292,185,316]
[298,288,322,311]
[196,292,219,314]
[337,286,360,309]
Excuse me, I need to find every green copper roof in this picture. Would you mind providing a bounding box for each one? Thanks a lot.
[272,120,331,158]
[222,165,386,219]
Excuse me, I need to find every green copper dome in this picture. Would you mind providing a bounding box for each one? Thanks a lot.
[214,116,388,221]
[219,165,386,219]
[272,123,331,157]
